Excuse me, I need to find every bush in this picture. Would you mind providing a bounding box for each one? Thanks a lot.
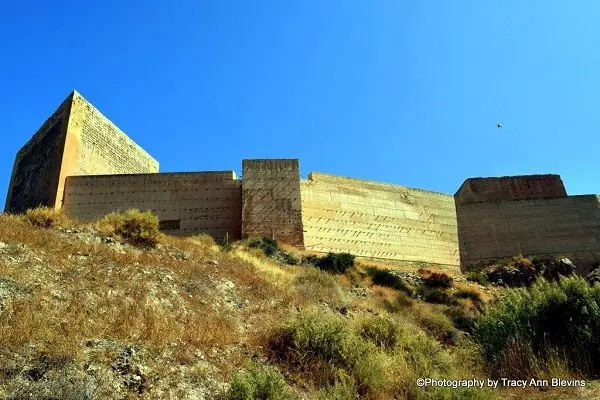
[410,304,456,343]
[358,315,401,350]
[96,209,160,248]
[423,272,453,288]
[228,363,292,400]
[454,288,482,303]
[416,286,458,306]
[368,268,413,295]
[316,253,355,274]
[25,207,71,229]
[474,276,600,378]
[281,253,300,266]
[465,271,488,285]
[267,308,394,394]
[294,268,343,305]
[445,306,476,333]
[248,237,279,257]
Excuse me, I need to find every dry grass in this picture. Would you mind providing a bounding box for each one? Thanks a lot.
[2,211,596,399]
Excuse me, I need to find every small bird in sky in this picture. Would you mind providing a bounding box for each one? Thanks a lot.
[496,123,503,128]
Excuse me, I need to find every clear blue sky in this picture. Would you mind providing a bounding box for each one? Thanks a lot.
[2,1,599,209]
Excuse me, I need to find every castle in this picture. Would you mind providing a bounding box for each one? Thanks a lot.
[6,91,600,273]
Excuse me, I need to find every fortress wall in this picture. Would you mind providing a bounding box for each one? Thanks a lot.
[455,195,600,273]
[241,159,304,244]
[5,91,159,213]
[5,94,73,213]
[456,175,567,203]
[62,171,242,240]
[300,173,460,269]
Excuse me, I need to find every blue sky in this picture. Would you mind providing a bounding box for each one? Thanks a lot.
[1,1,599,209]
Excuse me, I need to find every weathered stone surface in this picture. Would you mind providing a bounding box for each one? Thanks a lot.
[455,191,600,273]
[241,159,304,245]
[6,90,600,274]
[5,94,73,213]
[5,91,158,214]
[300,172,460,268]
[62,171,242,241]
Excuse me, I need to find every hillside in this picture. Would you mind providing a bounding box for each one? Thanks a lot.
[0,210,598,399]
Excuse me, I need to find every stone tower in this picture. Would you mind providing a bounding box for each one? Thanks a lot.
[5,91,159,213]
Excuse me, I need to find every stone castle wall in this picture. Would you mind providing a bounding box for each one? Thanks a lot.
[62,172,242,240]
[300,173,459,268]
[241,159,304,245]
[5,95,73,213]
[455,177,600,273]
[5,91,159,213]
[6,91,600,273]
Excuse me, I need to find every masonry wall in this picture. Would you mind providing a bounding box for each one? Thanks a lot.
[57,92,159,207]
[300,173,460,269]
[455,194,600,273]
[456,175,567,203]
[62,171,242,240]
[5,91,159,213]
[5,94,73,213]
[241,159,304,244]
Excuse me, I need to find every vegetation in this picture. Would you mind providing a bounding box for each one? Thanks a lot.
[248,237,279,257]
[25,206,72,229]
[227,363,292,400]
[0,208,597,399]
[416,285,458,306]
[473,255,577,287]
[423,272,453,288]
[474,276,600,378]
[367,268,413,295]
[465,271,489,285]
[313,252,355,274]
[96,209,160,248]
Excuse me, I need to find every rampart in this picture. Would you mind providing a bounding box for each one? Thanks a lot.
[62,171,241,240]
[5,90,600,274]
[241,159,304,245]
[300,173,459,268]
[456,177,600,273]
[5,91,158,213]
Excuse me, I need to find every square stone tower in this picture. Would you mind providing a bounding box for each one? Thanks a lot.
[5,91,159,213]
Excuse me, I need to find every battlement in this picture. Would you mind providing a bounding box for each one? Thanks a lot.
[5,91,600,273]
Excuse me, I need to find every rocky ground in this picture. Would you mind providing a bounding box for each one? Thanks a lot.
[0,214,598,399]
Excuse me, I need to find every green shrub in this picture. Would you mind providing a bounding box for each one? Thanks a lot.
[316,253,355,274]
[228,363,292,400]
[454,288,482,303]
[368,268,413,295]
[248,237,279,257]
[416,286,458,306]
[474,276,600,378]
[267,308,392,394]
[294,268,343,305]
[445,306,476,333]
[316,375,357,400]
[383,292,413,312]
[281,252,300,265]
[411,306,456,342]
[25,207,71,229]
[465,272,488,285]
[358,315,401,350]
[424,272,453,288]
[97,209,160,248]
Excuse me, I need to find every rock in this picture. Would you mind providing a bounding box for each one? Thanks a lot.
[207,260,219,266]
